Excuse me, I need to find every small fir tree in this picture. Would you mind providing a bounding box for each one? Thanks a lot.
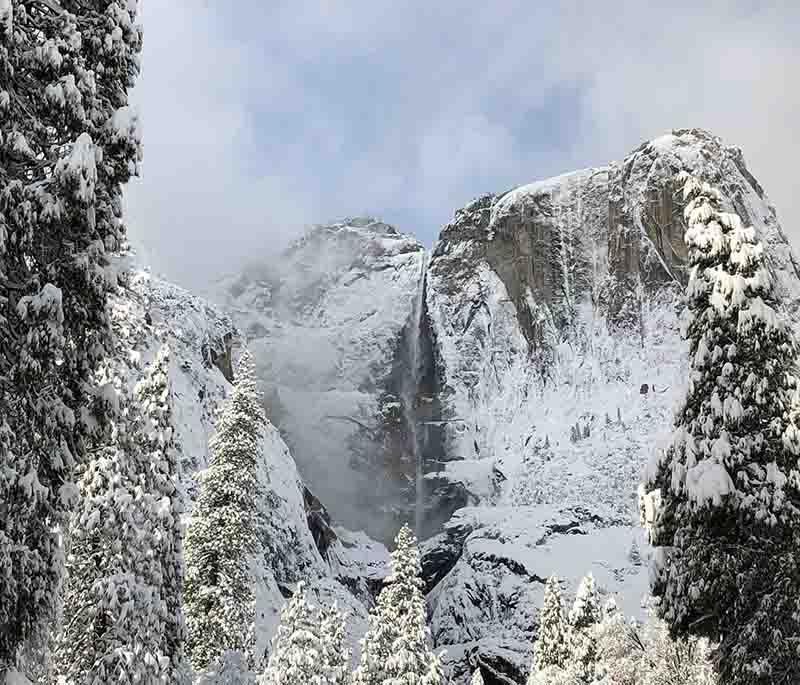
[259,582,348,685]
[55,374,167,684]
[352,524,444,685]
[318,601,349,685]
[530,576,570,676]
[567,573,600,682]
[184,351,266,671]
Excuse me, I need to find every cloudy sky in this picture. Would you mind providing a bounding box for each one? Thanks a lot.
[127,1,800,287]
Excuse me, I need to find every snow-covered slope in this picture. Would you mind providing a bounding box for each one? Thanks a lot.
[112,267,387,667]
[209,218,427,542]
[422,298,681,682]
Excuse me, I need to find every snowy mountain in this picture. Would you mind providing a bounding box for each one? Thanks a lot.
[419,128,800,682]
[112,265,388,667]
[202,129,800,683]
[210,218,428,543]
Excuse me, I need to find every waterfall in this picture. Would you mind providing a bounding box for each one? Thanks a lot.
[402,252,429,538]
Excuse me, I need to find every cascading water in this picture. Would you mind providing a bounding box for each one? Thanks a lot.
[401,252,429,538]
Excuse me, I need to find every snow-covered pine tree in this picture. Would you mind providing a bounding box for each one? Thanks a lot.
[136,345,188,683]
[0,0,142,668]
[318,600,349,685]
[642,174,800,684]
[568,573,600,630]
[185,350,266,672]
[352,524,444,685]
[258,582,328,685]
[55,370,167,684]
[592,603,717,685]
[526,665,580,685]
[567,573,600,682]
[196,651,254,685]
[639,618,716,685]
[593,609,643,685]
[529,575,570,680]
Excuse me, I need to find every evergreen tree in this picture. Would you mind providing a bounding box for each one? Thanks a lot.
[568,573,600,630]
[54,374,167,684]
[196,651,254,685]
[643,174,800,683]
[184,351,266,671]
[259,582,348,685]
[530,576,570,678]
[352,524,444,685]
[136,346,188,683]
[318,600,349,685]
[567,573,600,682]
[639,618,716,685]
[0,0,142,667]
[526,665,580,685]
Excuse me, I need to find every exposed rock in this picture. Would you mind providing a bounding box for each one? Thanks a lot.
[304,486,338,559]
[421,129,800,682]
[328,528,391,609]
[426,506,647,683]
[426,129,800,488]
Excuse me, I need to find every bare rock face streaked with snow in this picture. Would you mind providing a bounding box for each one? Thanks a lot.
[427,128,800,482]
[113,268,386,666]
[211,218,428,542]
[422,128,800,683]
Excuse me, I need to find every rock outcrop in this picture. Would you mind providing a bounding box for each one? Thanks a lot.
[427,128,800,483]
[420,128,800,683]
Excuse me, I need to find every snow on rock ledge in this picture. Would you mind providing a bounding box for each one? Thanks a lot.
[425,506,648,684]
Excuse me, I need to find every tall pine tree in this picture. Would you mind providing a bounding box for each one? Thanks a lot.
[0,0,142,669]
[352,524,444,685]
[184,350,265,672]
[55,368,167,684]
[136,345,188,683]
[643,174,800,683]
[567,573,600,683]
[317,600,349,685]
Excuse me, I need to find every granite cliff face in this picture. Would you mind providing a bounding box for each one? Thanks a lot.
[204,129,800,683]
[428,128,800,473]
[420,128,800,682]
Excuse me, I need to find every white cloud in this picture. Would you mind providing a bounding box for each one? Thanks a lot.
[127,1,800,286]
[126,1,313,287]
